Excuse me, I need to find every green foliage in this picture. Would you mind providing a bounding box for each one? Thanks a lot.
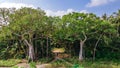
[12,66,19,68]
[72,64,84,68]
[0,8,119,66]
[29,62,36,68]
[51,60,72,67]
[0,59,21,67]
[46,57,120,68]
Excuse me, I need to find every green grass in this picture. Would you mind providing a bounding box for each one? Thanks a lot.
[0,59,21,67]
[65,58,120,68]
[37,57,120,68]
[0,58,120,68]
[29,62,36,68]
[82,61,120,68]
[51,60,120,68]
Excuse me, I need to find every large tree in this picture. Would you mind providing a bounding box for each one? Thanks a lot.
[61,12,117,61]
[61,12,95,61]
[0,8,46,61]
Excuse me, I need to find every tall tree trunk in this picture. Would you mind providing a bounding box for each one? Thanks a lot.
[24,39,35,62]
[29,45,35,61]
[46,37,49,58]
[93,34,103,60]
[79,32,87,61]
[79,40,84,61]
[35,41,38,60]
[41,41,44,58]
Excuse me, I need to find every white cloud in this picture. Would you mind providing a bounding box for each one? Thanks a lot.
[86,0,116,7]
[0,2,35,9]
[45,9,88,17]
[0,2,88,17]
[80,10,89,13]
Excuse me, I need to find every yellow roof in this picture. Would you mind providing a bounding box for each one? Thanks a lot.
[52,48,65,53]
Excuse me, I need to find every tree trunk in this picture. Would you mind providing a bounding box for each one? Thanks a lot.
[46,37,49,58]
[35,41,38,60]
[24,39,35,62]
[79,32,87,61]
[41,41,44,58]
[93,34,103,60]
[79,40,84,61]
[29,45,35,61]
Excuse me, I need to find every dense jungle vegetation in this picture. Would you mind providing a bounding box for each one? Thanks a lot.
[0,7,119,68]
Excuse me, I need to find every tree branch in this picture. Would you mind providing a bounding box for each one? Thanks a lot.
[83,32,87,42]
[23,39,31,47]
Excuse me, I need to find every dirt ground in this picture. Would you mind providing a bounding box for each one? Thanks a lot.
[16,63,53,68]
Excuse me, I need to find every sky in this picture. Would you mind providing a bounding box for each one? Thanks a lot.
[0,0,120,17]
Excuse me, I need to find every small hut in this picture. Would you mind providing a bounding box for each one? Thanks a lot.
[51,48,72,66]
[52,48,65,59]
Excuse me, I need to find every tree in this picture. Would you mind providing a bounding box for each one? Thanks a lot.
[1,7,46,61]
[61,12,98,61]
[42,16,60,58]
[109,10,120,37]
[92,20,117,60]
[0,8,10,26]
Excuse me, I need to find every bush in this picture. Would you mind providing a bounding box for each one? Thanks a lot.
[0,59,21,67]
[29,62,36,68]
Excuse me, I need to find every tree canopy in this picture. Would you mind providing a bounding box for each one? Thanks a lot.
[0,7,119,62]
